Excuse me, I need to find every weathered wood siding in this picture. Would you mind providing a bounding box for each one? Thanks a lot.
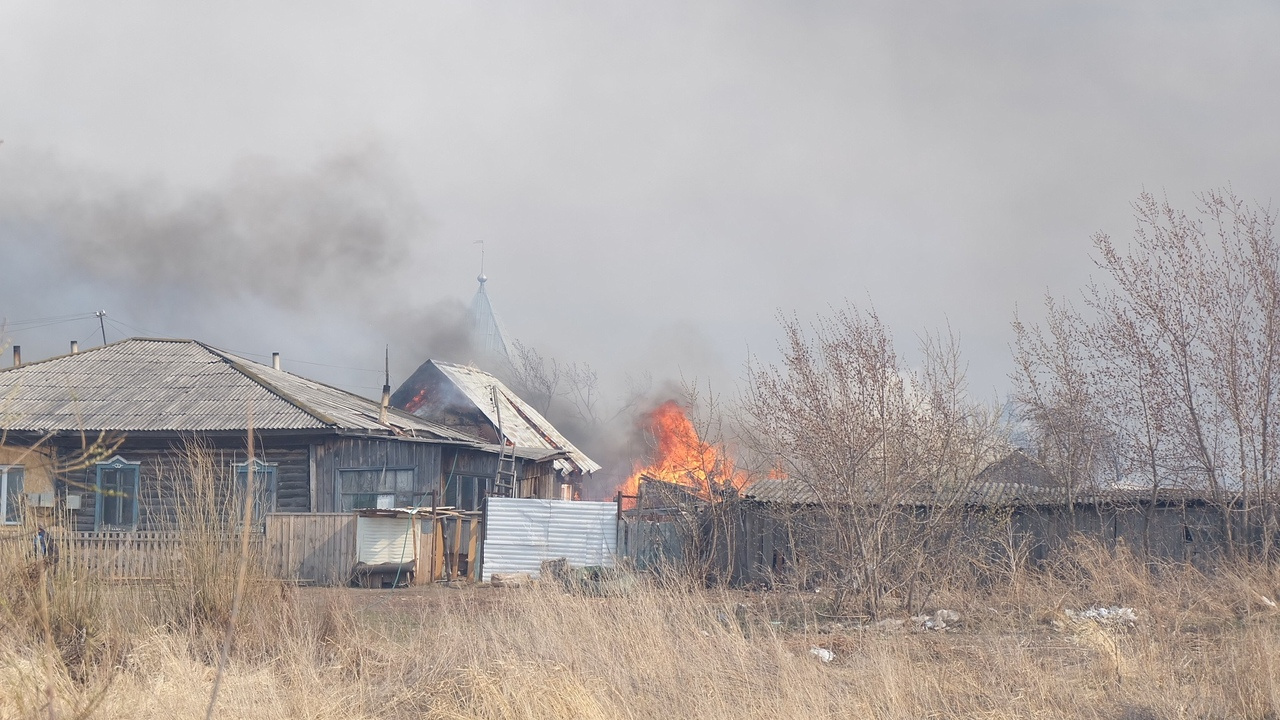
[445,447,498,478]
[57,437,311,532]
[313,437,442,512]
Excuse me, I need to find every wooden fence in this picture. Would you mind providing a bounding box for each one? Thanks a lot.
[264,513,356,585]
[0,530,267,581]
[65,530,183,579]
[0,512,481,586]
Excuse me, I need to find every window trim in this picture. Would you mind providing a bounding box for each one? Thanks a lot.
[232,459,278,521]
[337,466,418,512]
[94,456,141,531]
[0,465,24,525]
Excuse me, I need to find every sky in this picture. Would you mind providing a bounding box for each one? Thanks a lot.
[2,1,1279,411]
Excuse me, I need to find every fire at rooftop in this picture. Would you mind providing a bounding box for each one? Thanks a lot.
[620,400,748,499]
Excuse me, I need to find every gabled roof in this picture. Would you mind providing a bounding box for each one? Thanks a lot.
[0,338,479,441]
[399,359,601,475]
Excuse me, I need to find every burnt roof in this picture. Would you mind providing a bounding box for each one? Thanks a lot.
[0,338,479,441]
[394,359,601,475]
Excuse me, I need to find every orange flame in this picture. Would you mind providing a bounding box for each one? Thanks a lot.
[620,400,748,499]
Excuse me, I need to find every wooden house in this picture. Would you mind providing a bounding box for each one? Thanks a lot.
[391,359,601,501]
[0,338,514,532]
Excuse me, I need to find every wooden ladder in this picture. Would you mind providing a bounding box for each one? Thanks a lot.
[491,386,518,497]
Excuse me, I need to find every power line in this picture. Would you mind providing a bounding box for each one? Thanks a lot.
[2,313,99,333]
[3,312,98,327]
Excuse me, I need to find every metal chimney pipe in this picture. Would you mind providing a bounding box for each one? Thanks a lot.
[70,340,79,355]
[271,352,281,371]
[12,345,20,367]
[378,345,390,424]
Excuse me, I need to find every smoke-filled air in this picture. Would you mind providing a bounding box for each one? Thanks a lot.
[6,4,1280,718]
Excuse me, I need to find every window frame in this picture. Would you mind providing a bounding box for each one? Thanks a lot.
[232,459,278,523]
[94,456,141,531]
[337,466,419,512]
[443,474,492,512]
[0,465,24,525]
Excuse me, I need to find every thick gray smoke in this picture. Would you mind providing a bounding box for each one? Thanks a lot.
[0,149,493,386]
[0,149,675,488]
[1,148,422,311]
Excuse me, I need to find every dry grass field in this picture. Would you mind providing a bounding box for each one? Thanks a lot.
[3,539,1280,720]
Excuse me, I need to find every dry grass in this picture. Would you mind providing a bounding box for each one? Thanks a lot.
[2,544,1280,720]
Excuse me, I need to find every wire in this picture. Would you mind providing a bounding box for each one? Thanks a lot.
[2,314,99,334]
[2,312,98,328]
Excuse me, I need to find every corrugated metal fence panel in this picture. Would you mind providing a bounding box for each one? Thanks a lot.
[483,499,617,581]
[545,501,617,567]
[355,515,416,565]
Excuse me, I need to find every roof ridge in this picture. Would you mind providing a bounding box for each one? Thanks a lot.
[215,347,476,441]
[198,342,341,428]
[0,337,194,375]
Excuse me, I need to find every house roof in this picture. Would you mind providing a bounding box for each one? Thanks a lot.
[740,474,1069,507]
[0,338,480,441]
[740,450,1067,506]
[420,360,602,475]
[740,451,1210,508]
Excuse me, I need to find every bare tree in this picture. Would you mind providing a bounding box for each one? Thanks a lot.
[1014,189,1280,560]
[742,304,1007,617]
[509,340,562,416]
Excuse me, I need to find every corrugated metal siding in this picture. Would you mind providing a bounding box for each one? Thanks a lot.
[482,498,617,581]
[355,515,416,564]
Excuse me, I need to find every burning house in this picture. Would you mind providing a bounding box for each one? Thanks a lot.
[391,359,601,502]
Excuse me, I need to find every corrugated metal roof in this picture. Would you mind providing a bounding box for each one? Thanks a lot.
[742,466,1215,508]
[429,361,602,475]
[0,338,481,441]
[215,349,477,441]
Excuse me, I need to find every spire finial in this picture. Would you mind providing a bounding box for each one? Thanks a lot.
[475,239,487,283]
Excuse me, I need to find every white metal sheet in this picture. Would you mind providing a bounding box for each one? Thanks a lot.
[483,498,617,581]
[355,515,416,565]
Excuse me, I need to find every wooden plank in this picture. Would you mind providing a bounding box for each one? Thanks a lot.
[466,518,479,582]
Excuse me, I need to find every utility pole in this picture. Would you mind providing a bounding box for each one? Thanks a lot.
[95,310,107,346]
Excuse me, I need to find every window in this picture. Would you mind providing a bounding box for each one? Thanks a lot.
[1,465,24,524]
[95,457,140,530]
[443,474,491,511]
[233,459,277,523]
[339,468,417,511]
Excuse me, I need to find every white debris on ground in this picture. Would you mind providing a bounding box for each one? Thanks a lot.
[1065,606,1138,628]
[809,646,835,663]
[910,609,961,631]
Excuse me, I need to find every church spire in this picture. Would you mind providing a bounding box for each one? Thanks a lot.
[468,247,515,374]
